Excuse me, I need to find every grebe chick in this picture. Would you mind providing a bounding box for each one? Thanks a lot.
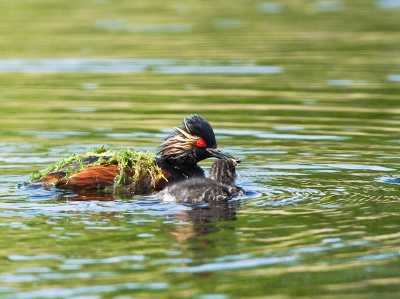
[159,158,244,203]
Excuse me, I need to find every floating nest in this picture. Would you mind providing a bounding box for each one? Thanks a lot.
[27,146,165,194]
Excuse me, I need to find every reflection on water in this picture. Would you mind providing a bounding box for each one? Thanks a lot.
[70,107,97,113]
[375,176,400,184]
[257,3,283,14]
[315,0,343,12]
[168,256,298,273]
[377,0,400,9]
[154,65,282,74]
[81,83,99,90]
[0,59,281,74]
[214,129,347,140]
[95,20,194,33]
[387,74,400,82]
[19,131,91,139]
[327,79,365,86]
[9,282,169,299]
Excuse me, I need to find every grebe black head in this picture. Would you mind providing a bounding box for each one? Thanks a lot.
[160,158,244,203]
[210,158,240,186]
[159,114,238,167]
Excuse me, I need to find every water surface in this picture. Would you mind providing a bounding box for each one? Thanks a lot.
[1,110,400,298]
[1,1,400,298]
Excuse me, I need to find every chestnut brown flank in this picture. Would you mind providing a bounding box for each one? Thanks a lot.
[52,165,170,191]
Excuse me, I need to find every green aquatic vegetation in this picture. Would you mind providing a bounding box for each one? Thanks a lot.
[108,148,165,193]
[28,146,165,193]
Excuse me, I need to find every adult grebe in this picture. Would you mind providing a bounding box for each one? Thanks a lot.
[28,114,239,194]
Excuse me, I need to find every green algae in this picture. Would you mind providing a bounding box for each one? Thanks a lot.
[28,146,165,193]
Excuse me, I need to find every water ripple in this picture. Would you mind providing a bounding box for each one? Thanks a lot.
[64,255,145,265]
[167,256,298,273]
[0,59,281,74]
[12,282,169,299]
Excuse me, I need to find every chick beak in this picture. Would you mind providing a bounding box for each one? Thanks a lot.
[206,148,241,164]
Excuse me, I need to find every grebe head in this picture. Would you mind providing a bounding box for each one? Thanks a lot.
[159,114,239,166]
[210,158,239,186]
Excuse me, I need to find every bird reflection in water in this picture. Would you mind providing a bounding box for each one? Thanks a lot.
[168,201,240,240]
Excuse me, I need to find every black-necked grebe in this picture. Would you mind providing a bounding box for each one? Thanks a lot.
[28,115,239,193]
[159,158,244,203]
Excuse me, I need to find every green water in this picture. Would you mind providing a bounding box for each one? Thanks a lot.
[1,1,400,298]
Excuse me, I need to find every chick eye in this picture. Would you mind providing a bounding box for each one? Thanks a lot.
[197,139,206,147]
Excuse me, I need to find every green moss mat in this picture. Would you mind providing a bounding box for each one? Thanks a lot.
[28,146,165,192]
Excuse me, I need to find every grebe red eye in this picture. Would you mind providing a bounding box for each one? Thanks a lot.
[197,139,206,147]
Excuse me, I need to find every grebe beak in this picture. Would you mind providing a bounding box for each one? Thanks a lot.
[206,148,241,164]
